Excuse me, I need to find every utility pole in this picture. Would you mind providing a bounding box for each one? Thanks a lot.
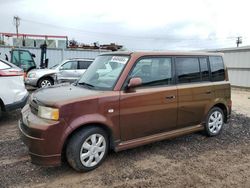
[236,36,242,47]
[13,16,20,38]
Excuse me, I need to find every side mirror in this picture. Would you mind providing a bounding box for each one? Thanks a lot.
[127,77,142,88]
[31,53,36,58]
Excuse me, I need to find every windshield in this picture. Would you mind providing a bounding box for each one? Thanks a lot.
[77,55,129,90]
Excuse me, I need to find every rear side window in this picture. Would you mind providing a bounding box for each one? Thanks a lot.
[176,57,200,83]
[209,56,225,81]
[78,61,92,69]
[0,60,11,70]
[199,57,209,81]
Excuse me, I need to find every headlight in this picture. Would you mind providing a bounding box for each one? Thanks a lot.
[28,73,36,78]
[38,106,59,120]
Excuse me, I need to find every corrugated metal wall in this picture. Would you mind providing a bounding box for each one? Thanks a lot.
[0,46,105,67]
[212,47,250,88]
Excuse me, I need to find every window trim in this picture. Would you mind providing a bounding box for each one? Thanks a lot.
[121,55,175,90]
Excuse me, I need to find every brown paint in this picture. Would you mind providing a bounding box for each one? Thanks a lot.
[19,51,231,166]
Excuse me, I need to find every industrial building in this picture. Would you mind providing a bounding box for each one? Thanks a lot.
[210,46,250,88]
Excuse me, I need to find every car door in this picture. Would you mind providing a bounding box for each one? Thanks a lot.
[175,56,213,128]
[57,60,78,83]
[77,60,92,78]
[119,57,177,141]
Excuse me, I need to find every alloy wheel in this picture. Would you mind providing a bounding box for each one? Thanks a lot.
[80,134,106,167]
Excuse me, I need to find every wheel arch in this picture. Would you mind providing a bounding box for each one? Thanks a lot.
[61,122,115,161]
[212,103,228,123]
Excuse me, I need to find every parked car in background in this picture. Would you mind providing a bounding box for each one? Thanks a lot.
[0,59,28,118]
[19,51,231,172]
[25,58,93,88]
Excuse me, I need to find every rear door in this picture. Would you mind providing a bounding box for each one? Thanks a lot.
[175,56,213,128]
[120,57,177,141]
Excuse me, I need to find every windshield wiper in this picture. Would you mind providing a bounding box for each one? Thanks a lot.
[77,82,95,89]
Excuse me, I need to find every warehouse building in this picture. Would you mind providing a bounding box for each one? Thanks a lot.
[210,46,250,88]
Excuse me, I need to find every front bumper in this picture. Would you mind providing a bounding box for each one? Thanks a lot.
[18,105,67,166]
[25,77,39,87]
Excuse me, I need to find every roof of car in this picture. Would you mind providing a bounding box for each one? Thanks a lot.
[100,51,224,56]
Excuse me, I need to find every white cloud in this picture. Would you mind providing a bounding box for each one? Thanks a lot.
[0,0,249,50]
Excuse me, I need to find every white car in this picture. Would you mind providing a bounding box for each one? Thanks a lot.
[0,59,29,118]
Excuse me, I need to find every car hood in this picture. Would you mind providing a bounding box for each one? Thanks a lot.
[32,84,106,106]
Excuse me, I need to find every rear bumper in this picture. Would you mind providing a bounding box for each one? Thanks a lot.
[5,92,29,111]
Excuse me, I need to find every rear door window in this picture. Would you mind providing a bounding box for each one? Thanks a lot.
[209,56,225,81]
[176,57,200,83]
[78,61,92,69]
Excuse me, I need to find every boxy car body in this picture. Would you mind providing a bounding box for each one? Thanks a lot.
[19,51,231,171]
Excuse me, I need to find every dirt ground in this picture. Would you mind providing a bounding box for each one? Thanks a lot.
[0,89,250,188]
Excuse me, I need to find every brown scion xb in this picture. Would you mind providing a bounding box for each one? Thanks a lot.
[19,51,231,172]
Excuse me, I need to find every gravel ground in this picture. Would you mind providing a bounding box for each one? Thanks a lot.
[0,89,249,188]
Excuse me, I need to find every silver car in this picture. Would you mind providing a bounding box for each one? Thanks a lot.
[25,58,93,88]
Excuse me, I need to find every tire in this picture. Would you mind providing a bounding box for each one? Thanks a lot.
[38,77,54,88]
[205,107,224,136]
[66,127,109,172]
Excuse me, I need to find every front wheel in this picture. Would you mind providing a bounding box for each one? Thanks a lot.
[205,107,224,136]
[38,77,54,88]
[66,127,109,172]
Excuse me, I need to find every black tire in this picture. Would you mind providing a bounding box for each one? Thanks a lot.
[205,107,224,137]
[0,106,2,119]
[37,77,54,88]
[66,127,109,172]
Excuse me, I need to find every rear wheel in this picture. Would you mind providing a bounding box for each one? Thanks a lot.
[66,127,109,172]
[38,77,54,88]
[205,107,224,136]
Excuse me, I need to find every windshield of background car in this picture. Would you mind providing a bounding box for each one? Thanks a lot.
[78,55,129,90]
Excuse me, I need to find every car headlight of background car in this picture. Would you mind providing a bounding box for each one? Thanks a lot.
[28,73,36,78]
[38,106,59,120]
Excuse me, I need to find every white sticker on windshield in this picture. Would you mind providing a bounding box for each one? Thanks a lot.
[110,56,128,64]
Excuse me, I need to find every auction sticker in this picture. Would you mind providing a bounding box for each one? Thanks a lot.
[110,56,128,64]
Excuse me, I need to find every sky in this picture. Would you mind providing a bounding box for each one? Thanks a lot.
[0,0,249,50]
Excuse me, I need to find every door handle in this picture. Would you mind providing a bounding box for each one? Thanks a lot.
[166,95,176,99]
[205,91,211,94]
